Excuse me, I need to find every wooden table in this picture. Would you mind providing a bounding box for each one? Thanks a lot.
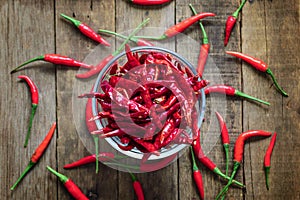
[1,0,299,199]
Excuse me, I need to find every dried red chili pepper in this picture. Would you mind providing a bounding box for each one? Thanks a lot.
[18,75,39,147]
[60,13,110,46]
[192,129,244,188]
[264,132,277,190]
[47,166,89,200]
[226,51,288,96]
[215,111,230,177]
[134,12,215,40]
[204,85,270,106]
[189,4,210,78]
[129,173,145,200]
[130,0,171,6]
[63,152,117,169]
[76,18,150,79]
[10,123,56,190]
[224,0,247,46]
[190,146,204,200]
[98,29,154,46]
[10,54,92,74]
[216,130,272,199]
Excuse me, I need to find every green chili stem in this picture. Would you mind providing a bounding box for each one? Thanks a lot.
[190,146,199,171]
[98,29,139,43]
[112,18,150,57]
[47,166,68,183]
[132,35,167,41]
[235,90,270,106]
[266,68,288,97]
[223,144,230,176]
[104,162,140,170]
[10,161,35,190]
[129,172,137,182]
[189,4,209,44]
[60,13,81,27]
[215,162,240,200]
[11,56,45,74]
[93,136,99,173]
[232,0,247,18]
[264,166,270,190]
[213,167,245,188]
[24,104,38,148]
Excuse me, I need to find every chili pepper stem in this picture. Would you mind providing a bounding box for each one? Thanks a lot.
[264,166,270,190]
[99,29,139,43]
[232,0,247,18]
[11,56,45,74]
[10,161,35,190]
[129,172,137,182]
[213,168,245,188]
[132,35,167,41]
[216,162,240,200]
[223,144,230,176]
[60,13,81,27]
[24,103,38,148]
[235,90,270,106]
[93,135,99,173]
[190,146,199,171]
[266,68,288,97]
[189,4,209,44]
[47,166,68,183]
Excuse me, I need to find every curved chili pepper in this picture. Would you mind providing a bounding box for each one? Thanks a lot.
[133,12,215,40]
[98,29,154,46]
[47,166,89,200]
[190,146,204,200]
[226,51,288,96]
[60,13,110,46]
[224,0,247,46]
[10,123,56,190]
[76,18,150,79]
[63,152,117,169]
[215,111,230,178]
[130,0,171,6]
[189,4,210,78]
[10,54,92,74]
[129,173,145,200]
[18,75,39,147]
[192,129,244,188]
[264,132,277,190]
[216,130,272,199]
[204,85,270,106]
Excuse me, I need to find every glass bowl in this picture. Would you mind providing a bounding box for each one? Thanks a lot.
[92,46,206,161]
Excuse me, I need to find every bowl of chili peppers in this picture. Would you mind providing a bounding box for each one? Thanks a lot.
[87,45,207,164]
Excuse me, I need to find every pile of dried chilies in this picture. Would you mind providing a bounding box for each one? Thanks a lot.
[9,1,286,199]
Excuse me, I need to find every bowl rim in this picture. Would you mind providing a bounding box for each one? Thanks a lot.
[92,46,206,160]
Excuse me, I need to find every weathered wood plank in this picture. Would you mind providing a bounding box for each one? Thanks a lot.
[0,0,57,199]
[176,0,243,199]
[56,1,116,199]
[243,0,300,199]
[115,1,178,200]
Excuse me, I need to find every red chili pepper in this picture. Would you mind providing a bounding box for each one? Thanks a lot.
[76,18,150,79]
[130,0,171,6]
[215,111,230,177]
[226,51,288,96]
[189,4,210,78]
[60,13,110,46]
[204,84,270,106]
[129,173,145,200]
[10,54,92,74]
[264,132,277,190]
[63,152,116,169]
[47,166,89,200]
[18,75,39,147]
[224,0,247,46]
[190,146,204,200]
[216,130,272,199]
[192,129,244,188]
[133,12,215,40]
[10,123,56,190]
[98,29,154,46]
